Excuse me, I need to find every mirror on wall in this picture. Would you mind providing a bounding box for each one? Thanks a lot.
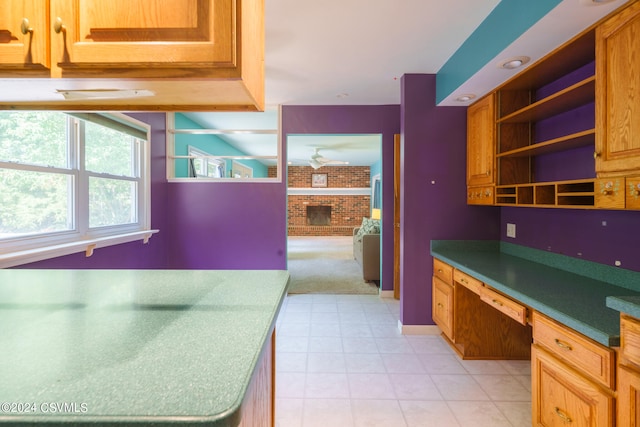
[166,109,281,182]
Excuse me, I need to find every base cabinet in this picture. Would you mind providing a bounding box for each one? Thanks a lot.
[432,276,454,341]
[618,364,640,427]
[532,345,614,427]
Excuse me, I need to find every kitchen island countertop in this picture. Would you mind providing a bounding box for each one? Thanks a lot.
[0,269,289,426]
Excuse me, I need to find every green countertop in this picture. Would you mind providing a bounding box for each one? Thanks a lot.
[431,241,640,347]
[606,296,640,319]
[0,269,290,426]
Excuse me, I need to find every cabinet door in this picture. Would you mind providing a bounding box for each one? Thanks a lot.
[596,1,640,175]
[49,0,235,77]
[0,0,49,74]
[432,276,454,341]
[532,345,613,427]
[618,364,640,427]
[467,93,495,187]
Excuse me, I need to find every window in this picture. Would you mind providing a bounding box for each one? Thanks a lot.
[0,111,155,267]
[188,146,225,178]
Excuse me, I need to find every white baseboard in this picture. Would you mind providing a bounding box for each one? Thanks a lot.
[397,320,441,335]
[379,290,394,298]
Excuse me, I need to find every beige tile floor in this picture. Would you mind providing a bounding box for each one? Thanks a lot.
[275,293,531,427]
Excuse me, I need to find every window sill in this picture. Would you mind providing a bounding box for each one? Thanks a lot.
[0,230,159,268]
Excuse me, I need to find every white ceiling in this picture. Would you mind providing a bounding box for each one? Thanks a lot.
[185,0,629,167]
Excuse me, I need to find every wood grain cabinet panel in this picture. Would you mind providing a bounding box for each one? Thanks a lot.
[453,269,483,295]
[618,364,640,427]
[532,345,614,427]
[0,1,49,75]
[532,312,614,389]
[432,276,454,341]
[50,0,235,78]
[467,93,495,205]
[596,0,640,176]
[433,258,453,285]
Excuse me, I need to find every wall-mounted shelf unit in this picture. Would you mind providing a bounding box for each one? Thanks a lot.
[496,179,595,208]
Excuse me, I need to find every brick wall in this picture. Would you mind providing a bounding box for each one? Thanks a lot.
[285,166,371,236]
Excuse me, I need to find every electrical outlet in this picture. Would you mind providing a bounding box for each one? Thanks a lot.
[506,223,516,238]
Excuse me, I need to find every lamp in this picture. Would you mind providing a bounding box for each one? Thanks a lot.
[371,208,381,220]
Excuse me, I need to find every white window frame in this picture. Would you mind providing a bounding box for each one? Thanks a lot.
[188,145,226,178]
[0,112,157,268]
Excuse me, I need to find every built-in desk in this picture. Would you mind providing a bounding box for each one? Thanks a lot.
[0,269,290,426]
[431,240,640,347]
[431,241,640,426]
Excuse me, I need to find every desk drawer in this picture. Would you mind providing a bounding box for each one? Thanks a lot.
[479,286,527,325]
[433,258,453,285]
[453,269,483,295]
[621,314,640,368]
[532,312,614,389]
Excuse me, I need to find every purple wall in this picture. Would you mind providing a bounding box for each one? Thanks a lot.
[400,74,500,325]
[19,113,170,269]
[20,112,288,271]
[281,105,400,291]
[166,181,287,269]
[502,59,640,273]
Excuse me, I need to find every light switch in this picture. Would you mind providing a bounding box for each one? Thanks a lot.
[506,223,516,238]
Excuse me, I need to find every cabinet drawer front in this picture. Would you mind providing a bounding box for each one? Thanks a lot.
[627,177,640,210]
[433,258,453,285]
[533,312,614,388]
[532,345,614,427]
[621,314,640,367]
[453,269,483,295]
[479,286,527,325]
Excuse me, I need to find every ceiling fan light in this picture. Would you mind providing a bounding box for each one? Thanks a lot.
[309,159,322,169]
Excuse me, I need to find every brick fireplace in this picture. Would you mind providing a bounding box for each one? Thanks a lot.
[284,166,371,236]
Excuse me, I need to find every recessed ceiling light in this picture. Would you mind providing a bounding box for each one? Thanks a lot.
[497,56,530,70]
[579,0,616,4]
[456,94,476,102]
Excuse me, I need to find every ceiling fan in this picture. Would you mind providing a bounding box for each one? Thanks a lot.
[308,148,349,169]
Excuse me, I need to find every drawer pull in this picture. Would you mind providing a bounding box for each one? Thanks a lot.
[555,339,573,351]
[437,269,443,273]
[491,299,503,307]
[554,407,572,423]
[437,303,444,308]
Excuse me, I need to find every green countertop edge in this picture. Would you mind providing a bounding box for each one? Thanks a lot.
[430,240,640,347]
[606,296,640,320]
[0,270,291,427]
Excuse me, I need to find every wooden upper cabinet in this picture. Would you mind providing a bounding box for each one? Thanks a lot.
[596,0,640,176]
[0,0,264,110]
[50,0,235,78]
[0,1,50,75]
[467,93,495,187]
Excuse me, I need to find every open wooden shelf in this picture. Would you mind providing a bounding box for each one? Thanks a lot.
[498,77,595,124]
[497,129,596,158]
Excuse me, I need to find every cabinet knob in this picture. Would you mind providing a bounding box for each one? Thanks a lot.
[593,151,601,159]
[54,17,66,34]
[20,18,33,35]
[601,181,614,195]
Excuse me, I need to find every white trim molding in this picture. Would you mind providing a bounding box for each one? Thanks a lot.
[397,320,442,335]
[287,187,370,196]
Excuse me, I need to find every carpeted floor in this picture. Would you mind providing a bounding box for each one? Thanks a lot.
[286,236,379,294]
